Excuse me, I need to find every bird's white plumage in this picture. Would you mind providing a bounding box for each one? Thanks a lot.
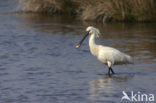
[97,45,132,65]
[86,26,100,38]
[86,26,132,66]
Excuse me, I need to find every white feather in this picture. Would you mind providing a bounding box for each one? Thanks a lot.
[86,26,133,67]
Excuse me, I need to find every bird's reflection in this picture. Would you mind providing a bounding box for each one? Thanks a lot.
[89,74,134,101]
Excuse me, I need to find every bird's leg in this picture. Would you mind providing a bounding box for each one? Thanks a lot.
[110,67,115,74]
[107,61,112,76]
[108,68,111,76]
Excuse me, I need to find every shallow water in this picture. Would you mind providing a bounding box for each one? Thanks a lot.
[0,1,156,103]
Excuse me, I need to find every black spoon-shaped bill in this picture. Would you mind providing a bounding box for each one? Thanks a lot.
[75,32,89,48]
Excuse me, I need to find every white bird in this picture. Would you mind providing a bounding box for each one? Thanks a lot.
[76,26,133,76]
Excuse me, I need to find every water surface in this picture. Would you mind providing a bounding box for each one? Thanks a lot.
[0,1,156,103]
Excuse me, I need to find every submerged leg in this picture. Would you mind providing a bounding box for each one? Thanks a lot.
[108,68,111,76]
[110,67,115,74]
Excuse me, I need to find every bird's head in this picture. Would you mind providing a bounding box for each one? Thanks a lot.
[86,26,100,38]
[75,26,100,48]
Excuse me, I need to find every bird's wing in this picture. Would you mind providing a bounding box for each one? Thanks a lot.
[98,46,127,64]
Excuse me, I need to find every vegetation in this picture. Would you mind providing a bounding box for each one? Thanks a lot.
[18,0,156,23]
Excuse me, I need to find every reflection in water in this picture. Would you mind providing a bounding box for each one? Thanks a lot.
[20,13,84,34]
[89,75,134,102]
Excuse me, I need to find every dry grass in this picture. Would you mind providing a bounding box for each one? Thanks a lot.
[18,0,62,14]
[78,0,156,22]
[18,0,156,22]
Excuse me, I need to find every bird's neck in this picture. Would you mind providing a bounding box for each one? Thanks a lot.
[89,34,96,46]
[89,34,99,56]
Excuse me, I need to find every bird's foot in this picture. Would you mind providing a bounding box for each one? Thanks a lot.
[107,72,115,77]
[108,71,112,77]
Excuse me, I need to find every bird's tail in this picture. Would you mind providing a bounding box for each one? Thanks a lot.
[125,55,133,64]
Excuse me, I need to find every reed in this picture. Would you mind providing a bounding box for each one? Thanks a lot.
[18,0,156,22]
[78,0,156,22]
[18,0,61,14]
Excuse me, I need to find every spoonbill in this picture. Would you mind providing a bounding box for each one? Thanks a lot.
[76,26,132,76]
